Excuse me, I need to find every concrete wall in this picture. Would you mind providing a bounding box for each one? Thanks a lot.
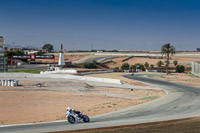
[192,61,200,77]
[80,70,113,75]
[40,73,121,84]
[40,69,77,74]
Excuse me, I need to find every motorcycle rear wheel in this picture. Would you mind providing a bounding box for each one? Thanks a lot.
[68,116,76,124]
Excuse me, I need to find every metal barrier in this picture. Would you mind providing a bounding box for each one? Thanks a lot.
[0,80,19,86]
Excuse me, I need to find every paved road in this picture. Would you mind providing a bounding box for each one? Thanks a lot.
[8,64,48,71]
[1,74,200,133]
[81,56,122,63]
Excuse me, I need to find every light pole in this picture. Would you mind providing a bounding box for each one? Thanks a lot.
[72,43,75,56]
[91,43,93,51]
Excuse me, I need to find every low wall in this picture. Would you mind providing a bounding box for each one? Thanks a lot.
[146,69,158,72]
[40,73,121,84]
[40,69,77,74]
[80,70,113,75]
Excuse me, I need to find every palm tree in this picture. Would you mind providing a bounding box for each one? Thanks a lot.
[144,62,149,69]
[161,43,176,74]
[157,60,164,68]
[173,60,178,67]
[150,64,154,69]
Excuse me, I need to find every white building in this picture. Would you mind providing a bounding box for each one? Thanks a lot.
[192,61,200,77]
[0,36,8,72]
[24,50,38,55]
[0,36,4,48]
[0,48,8,72]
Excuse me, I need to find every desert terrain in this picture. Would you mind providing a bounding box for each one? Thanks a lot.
[148,73,200,87]
[0,75,165,125]
[3,52,200,132]
[35,53,200,71]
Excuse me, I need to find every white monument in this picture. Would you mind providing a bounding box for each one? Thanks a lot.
[58,44,65,66]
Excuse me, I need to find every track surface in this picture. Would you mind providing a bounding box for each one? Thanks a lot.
[1,74,200,133]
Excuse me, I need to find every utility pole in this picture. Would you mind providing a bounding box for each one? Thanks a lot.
[11,42,15,50]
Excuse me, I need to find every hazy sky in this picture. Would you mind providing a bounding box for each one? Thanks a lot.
[1,0,200,51]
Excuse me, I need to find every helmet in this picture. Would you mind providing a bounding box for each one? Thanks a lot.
[67,107,71,111]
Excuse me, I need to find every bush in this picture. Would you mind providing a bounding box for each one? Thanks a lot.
[135,63,145,71]
[83,63,97,69]
[173,60,178,66]
[176,65,185,73]
[131,65,136,71]
[113,67,119,70]
[121,63,130,70]
[144,62,149,68]
[157,61,164,68]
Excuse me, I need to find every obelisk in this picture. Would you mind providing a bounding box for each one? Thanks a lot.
[58,44,65,66]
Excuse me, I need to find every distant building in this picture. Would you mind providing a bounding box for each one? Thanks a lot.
[0,36,4,48]
[192,61,200,77]
[0,48,8,72]
[0,36,8,72]
[24,50,39,55]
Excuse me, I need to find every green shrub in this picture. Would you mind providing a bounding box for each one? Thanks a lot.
[144,62,149,68]
[121,63,130,70]
[135,63,145,71]
[176,65,185,73]
[113,67,119,70]
[83,63,97,69]
[173,60,178,66]
[131,65,136,71]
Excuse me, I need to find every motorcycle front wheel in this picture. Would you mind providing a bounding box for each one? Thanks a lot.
[82,115,90,122]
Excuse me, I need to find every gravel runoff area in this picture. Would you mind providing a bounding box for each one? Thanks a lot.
[0,73,165,125]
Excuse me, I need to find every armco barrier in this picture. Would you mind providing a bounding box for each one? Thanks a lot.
[0,79,19,86]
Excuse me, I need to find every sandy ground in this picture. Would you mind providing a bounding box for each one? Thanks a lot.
[68,54,198,69]
[0,77,165,125]
[106,56,196,69]
[151,73,200,87]
[28,54,199,71]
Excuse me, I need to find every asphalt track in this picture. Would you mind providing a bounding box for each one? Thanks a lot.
[1,74,200,133]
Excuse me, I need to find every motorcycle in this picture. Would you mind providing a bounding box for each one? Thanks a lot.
[67,111,90,124]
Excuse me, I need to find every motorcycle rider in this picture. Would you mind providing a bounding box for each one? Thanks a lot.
[66,107,81,118]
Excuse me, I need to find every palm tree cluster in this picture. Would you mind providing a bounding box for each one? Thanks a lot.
[161,43,176,74]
